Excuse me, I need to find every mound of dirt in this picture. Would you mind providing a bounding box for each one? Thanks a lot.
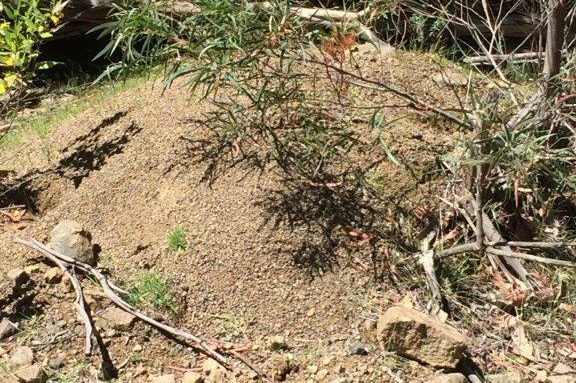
[0,50,474,382]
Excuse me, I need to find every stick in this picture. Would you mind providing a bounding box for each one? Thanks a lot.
[34,244,94,355]
[486,247,576,267]
[257,2,368,22]
[15,238,230,367]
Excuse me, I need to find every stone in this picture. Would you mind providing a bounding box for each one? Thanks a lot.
[202,359,222,375]
[315,369,329,381]
[14,364,47,383]
[9,345,34,367]
[48,219,95,265]
[431,69,469,87]
[426,373,467,383]
[0,318,18,339]
[98,307,136,330]
[44,267,62,283]
[376,306,468,368]
[487,372,522,383]
[151,374,175,383]
[554,363,576,375]
[182,371,204,383]
[47,355,65,369]
[7,268,29,289]
[348,341,370,355]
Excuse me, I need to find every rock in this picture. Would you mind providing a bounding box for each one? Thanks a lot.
[44,267,62,283]
[376,306,468,368]
[487,372,522,383]
[268,335,289,351]
[431,69,469,87]
[202,359,222,375]
[547,375,576,383]
[7,268,29,289]
[0,318,18,339]
[182,371,204,383]
[47,355,65,369]
[427,373,467,383]
[348,341,370,355]
[554,363,576,375]
[48,219,95,265]
[151,374,175,383]
[9,345,34,367]
[14,364,47,383]
[98,307,136,330]
[315,369,329,381]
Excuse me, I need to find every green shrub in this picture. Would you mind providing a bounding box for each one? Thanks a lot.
[0,0,62,95]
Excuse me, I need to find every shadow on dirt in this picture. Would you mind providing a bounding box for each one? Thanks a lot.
[0,111,141,212]
[257,179,399,279]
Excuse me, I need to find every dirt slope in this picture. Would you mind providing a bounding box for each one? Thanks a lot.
[0,50,472,382]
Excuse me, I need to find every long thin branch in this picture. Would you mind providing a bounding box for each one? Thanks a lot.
[39,248,94,355]
[486,247,576,267]
[15,238,230,367]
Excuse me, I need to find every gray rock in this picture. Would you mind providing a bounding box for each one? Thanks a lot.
[14,364,47,383]
[47,355,65,369]
[427,373,467,383]
[151,375,175,383]
[9,345,34,367]
[348,340,370,355]
[48,220,95,265]
[0,318,18,339]
[376,306,468,368]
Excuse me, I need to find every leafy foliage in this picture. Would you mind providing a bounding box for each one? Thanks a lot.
[0,0,62,95]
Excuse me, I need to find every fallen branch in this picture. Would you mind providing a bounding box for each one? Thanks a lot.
[15,239,233,368]
[464,51,547,65]
[257,2,368,22]
[486,247,576,267]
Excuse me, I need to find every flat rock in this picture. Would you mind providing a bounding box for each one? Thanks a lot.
[14,364,47,383]
[547,375,576,383]
[0,373,20,383]
[48,219,95,265]
[376,306,468,368]
[427,373,467,383]
[348,340,370,355]
[431,69,469,87]
[0,318,18,339]
[486,372,522,383]
[9,345,34,367]
[101,307,135,329]
[151,374,175,383]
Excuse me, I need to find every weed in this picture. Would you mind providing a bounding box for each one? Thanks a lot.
[166,225,188,252]
[128,270,176,314]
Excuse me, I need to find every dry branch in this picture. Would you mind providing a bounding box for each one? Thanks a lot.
[15,238,236,369]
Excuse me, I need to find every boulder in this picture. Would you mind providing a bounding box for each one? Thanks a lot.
[48,219,95,265]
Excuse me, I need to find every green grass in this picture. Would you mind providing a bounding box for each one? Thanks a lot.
[127,270,176,313]
[166,225,188,252]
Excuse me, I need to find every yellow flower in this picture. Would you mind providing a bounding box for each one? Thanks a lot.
[50,13,62,25]
[4,73,17,87]
[2,54,15,67]
[0,82,5,95]
[0,22,9,30]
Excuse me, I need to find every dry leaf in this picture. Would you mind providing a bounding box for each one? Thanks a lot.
[512,325,535,361]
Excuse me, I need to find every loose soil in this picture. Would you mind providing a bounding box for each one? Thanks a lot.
[0,48,567,382]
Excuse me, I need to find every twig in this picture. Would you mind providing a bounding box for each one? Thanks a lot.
[486,247,576,267]
[15,238,231,367]
[32,244,94,355]
[487,241,576,249]
[257,2,368,22]
[0,205,25,211]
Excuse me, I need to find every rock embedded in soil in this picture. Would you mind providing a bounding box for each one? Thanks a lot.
[348,340,370,355]
[9,345,34,367]
[97,307,136,330]
[376,305,468,368]
[44,267,62,283]
[14,364,47,383]
[0,318,18,339]
[48,219,95,265]
[7,268,29,290]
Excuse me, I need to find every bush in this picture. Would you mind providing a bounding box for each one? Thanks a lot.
[0,0,62,96]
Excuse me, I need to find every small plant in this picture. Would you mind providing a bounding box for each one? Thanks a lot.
[166,225,188,252]
[127,270,176,313]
